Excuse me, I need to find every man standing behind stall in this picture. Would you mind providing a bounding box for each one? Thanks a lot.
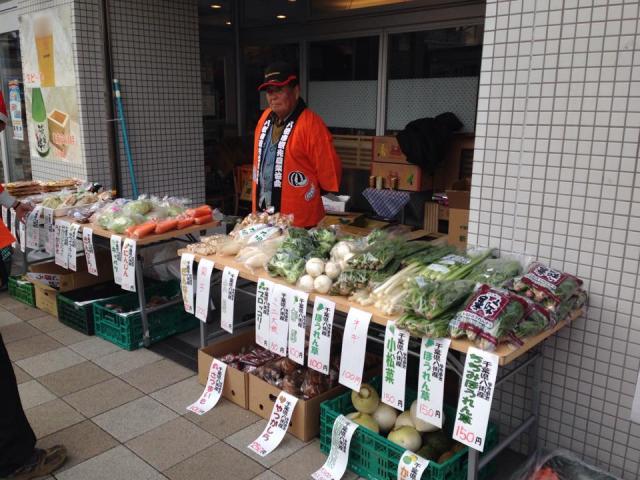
[252,62,342,227]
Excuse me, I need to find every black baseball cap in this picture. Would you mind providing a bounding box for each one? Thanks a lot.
[257,62,298,91]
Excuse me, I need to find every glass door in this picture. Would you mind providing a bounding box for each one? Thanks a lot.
[0,30,31,182]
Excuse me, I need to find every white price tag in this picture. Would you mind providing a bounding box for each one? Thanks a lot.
[220,266,239,333]
[398,450,430,480]
[180,253,195,314]
[195,259,215,322]
[120,238,137,292]
[311,415,359,480]
[82,228,98,276]
[417,338,450,429]
[110,235,123,284]
[59,221,70,268]
[67,223,81,271]
[269,284,291,356]
[453,347,499,452]
[10,208,16,248]
[186,359,227,415]
[247,391,298,457]
[54,221,63,265]
[1,206,7,227]
[339,307,371,391]
[308,297,335,375]
[382,321,409,411]
[19,222,25,253]
[255,278,273,349]
[288,290,308,365]
[43,208,55,254]
[26,206,42,249]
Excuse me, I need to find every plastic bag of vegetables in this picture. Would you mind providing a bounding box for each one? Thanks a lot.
[508,263,582,311]
[235,236,284,272]
[404,278,476,320]
[449,285,528,351]
[466,258,522,286]
[122,195,153,216]
[421,249,493,281]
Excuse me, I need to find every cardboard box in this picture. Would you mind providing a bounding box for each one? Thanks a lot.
[198,329,255,408]
[446,189,471,210]
[372,136,407,164]
[34,284,58,317]
[448,208,470,249]
[322,194,351,213]
[371,162,428,192]
[423,202,439,233]
[28,252,113,292]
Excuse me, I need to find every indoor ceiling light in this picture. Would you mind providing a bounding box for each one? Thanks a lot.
[210,4,222,9]
[276,14,287,19]
[225,20,232,25]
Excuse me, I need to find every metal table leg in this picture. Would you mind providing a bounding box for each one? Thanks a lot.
[467,450,479,480]
[200,321,207,349]
[135,253,150,347]
[529,350,543,453]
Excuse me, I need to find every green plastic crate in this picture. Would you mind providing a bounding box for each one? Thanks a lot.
[8,276,36,307]
[93,280,199,351]
[320,376,498,480]
[57,283,125,335]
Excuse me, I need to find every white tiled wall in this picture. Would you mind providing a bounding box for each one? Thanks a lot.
[470,0,640,478]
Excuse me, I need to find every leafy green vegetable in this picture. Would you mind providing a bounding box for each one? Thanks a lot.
[466,258,522,286]
[403,278,476,320]
[421,250,493,281]
[330,269,373,296]
[401,245,455,268]
[266,251,305,284]
[397,312,452,338]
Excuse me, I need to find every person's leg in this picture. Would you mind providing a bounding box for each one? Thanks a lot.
[0,333,36,476]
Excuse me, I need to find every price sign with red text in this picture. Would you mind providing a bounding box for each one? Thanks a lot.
[110,235,123,284]
[43,208,55,254]
[397,450,430,480]
[195,259,215,322]
[180,253,195,314]
[220,266,239,333]
[82,228,98,276]
[26,206,42,249]
[247,391,298,457]
[339,307,371,391]
[312,415,358,480]
[269,284,291,356]
[186,358,227,415]
[120,238,137,292]
[255,278,273,349]
[307,297,335,375]
[67,223,81,271]
[453,347,499,452]
[417,338,451,429]
[10,208,17,248]
[382,321,409,411]
[287,290,308,365]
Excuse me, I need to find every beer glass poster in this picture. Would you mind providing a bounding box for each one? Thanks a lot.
[20,5,82,163]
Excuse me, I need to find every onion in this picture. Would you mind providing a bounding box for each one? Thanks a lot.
[297,275,315,292]
[373,403,398,433]
[313,275,332,294]
[410,400,441,432]
[324,261,341,280]
[346,412,379,433]
[331,241,352,260]
[388,426,422,451]
[305,258,325,278]
[351,384,380,414]
[395,410,414,429]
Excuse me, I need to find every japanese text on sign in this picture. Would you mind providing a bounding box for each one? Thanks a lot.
[180,253,195,314]
[220,266,239,333]
[110,235,123,284]
[26,206,42,249]
[82,228,98,276]
[1,206,7,228]
[338,307,371,391]
[269,284,291,356]
[10,209,17,248]
[247,391,298,457]
[397,450,430,480]
[120,238,137,292]
[312,415,358,480]
[255,278,273,348]
[43,208,55,254]
[453,347,499,452]
[307,297,335,374]
[417,338,451,429]
[382,321,409,410]
[19,222,25,253]
[288,290,308,365]
[67,223,81,271]
[186,359,227,415]
[195,259,215,322]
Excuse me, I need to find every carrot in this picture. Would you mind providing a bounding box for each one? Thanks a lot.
[155,219,179,234]
[131,222,157,239]
[125,224,139,237]
[177,217,194,229]
[194,214,213,225]
[186,205,212,218]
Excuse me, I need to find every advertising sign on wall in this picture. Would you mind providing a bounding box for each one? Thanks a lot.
[20,5,82,163]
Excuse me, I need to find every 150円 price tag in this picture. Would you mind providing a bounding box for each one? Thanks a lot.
[269,284,291,356]
[416,338,451,429]
[287,290,308,365]
[110,235,123,284]
[180,253,195,313]
[247,391,298,457]
[255,278,273,349]
[453,347,499,452]
[195,259,215,322]
[382,320,409,411]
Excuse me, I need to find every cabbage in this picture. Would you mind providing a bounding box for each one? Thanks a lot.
[107,216,136,233]
[123,199,153,216]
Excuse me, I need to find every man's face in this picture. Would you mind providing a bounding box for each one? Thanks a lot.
[265,84,299,120]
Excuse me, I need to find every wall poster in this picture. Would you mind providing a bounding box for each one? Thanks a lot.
[20,6,82,163]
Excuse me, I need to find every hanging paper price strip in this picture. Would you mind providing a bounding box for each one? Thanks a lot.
[255,278,273,349]
[60,221,71,268]
[339,307,371,391]
[1,206,7,228]
[195,259,215,322]
[180,253,195,314]
[382,320,409,411]
[19,222,26,253]
[26,206,42,249]
[247,391,298,457]
[82,228,98,276]
[10,208,16,248]
[307,297,335,374]
[54,221,63,265]
[288,290,308,365]
[120,238,137,292]
[397,450,430,480]
[67,223,81,271]
[453,347,499,452]
[220,266,239,333]
[186,358,227,415]
[311,415,358,480]
[417,338,451,429]
[43,208,55,254]
[110,235,123,285]
[269,284,291,356]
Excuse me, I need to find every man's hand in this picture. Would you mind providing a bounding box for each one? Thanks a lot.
[15,202,33,223]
